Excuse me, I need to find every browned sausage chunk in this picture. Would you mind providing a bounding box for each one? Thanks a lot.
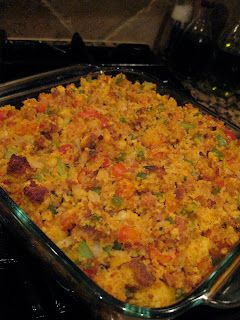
[128,259,156,287]
[7,154,31,175]
[24,181,48,203]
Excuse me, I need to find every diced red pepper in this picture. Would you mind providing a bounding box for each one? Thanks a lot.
[224,128,237,141]
[175,216,187,233]
[112,163,127,178]
[116,179,135,199]
[78,110,109,128]
[203,175,212,181]
[36,103,47,113]
[118,226,139,244]
[149,245,173,265]
[84,267,97,278]
[215,178,224,188]
[59,144,72,154]
[79,110,100,118]
[0,110,7,121]
[99,116,109,128]
[227,158,235,165]
[102,157,110,168]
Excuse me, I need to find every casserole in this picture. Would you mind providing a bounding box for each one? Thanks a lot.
[0,65,240,319]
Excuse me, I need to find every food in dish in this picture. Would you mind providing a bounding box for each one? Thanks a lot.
[0,74,240,307]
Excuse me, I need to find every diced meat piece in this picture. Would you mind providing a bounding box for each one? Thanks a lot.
[195,195,206,206]
[175,186,185,200]
[40,121,58,140]
[128,259,156,287]
[59,144,73,154]
[24,181,48,203]
[156,166,166,179]
[60,211,77,232]
[81,225,107,241]
[131,119,142,131]
[175,216,187,233]
[51,88,60,97]
[164,271,185,288]
[207,199,216,208]
[7,154,31,175]
[41,131,52,140]
[2,179,11,185]
[197,257,213,274]
[85,134,97,149]
[34,136,47,150]
[140,192,157,208]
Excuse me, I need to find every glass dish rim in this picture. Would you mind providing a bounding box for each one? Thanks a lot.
[0,65,240,319]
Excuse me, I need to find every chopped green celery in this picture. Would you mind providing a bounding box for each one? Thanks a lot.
[112,240,123,250]
[33,167,49,181]
[33,172,43,181]
[57,158,69,177]
[91,213,101,221]
[212,186,221,195]
[4,147,17,160]
[83,261,93,270]
[52,139,60,148]
[103,245,112,254]
[48,204,58,215]
[63,117,72,126]
[181,122,195,130]
[45,105,53,115]
[115,74,125,85]
[119,117,127,123]
[136,149,145,161]
[79,240,93,259]
[179,208,191,216]
[115,152,127,163]
[143,165,157,171]
[158,104,165,112]
[216,134,227,147]
[191,171,199,179]
[211,148,224,160]
[91,186,101,195]
[141,81,154,90]
[136,172,148,180]
[165,216,174,224]
[111,195,123,207]
[190,201,198,211]
[193,133,204,142]
[86,76,93,83]
[175,288,186,300]
[146,106,153,112]
[155,192,164,199]
[184,158,194,165]
[125,287,135,298]
[129,133,137,140]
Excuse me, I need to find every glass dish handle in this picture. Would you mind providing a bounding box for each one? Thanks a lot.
[205,245,240,308]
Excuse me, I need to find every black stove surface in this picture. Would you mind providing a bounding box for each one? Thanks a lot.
[1,32,240,320]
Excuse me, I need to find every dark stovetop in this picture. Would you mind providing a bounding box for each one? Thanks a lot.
[1,32,240,320]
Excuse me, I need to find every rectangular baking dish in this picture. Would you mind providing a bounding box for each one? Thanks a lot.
[0,65,240,320]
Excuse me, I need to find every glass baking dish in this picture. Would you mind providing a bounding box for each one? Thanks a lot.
[0,65,240,320]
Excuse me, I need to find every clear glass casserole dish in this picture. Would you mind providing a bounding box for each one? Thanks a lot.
[0,65,240,319]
